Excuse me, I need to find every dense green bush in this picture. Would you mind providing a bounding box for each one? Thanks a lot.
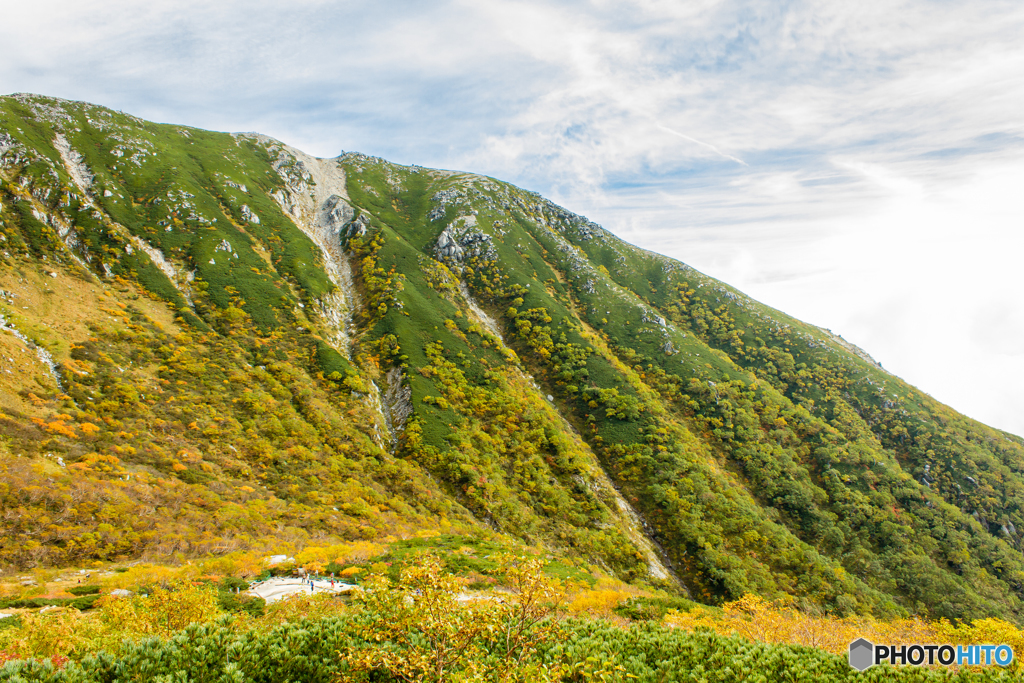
[613,595,703,622]
[1,616,1017,682]
[214,592,265,618]
[0,597,98,612]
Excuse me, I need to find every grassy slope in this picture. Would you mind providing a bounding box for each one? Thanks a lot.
[2,94,1024,623]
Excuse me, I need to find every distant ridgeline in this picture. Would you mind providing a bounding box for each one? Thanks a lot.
[2,93,1024,623]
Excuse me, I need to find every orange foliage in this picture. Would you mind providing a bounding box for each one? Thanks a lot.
[46,421,77,437]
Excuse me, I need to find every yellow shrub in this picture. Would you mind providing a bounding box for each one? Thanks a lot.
[199,551,263,578]
[568,577,647,616]
[294,546,332,567]
[260,592,346,625]
[295,541,385,569]
[568,589,631,615]
[98,581,221,639]
[102,563,197,591]
[343,553,568,683]
[934,617,1024,670]
[0,608,103,661]
[664,594,1024,671]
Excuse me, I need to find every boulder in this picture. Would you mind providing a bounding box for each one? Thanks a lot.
[435,228,464,261]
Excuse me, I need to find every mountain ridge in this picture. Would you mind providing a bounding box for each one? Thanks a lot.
[2,93,1024,623]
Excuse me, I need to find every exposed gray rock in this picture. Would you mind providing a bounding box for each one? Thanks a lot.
[458,281,503,340]
[240,204,260,224]
[0,133,17,156]
[0,133,29,170]
[304,195,360,355]
[213,240,238,259]
[429,188,467,221]
[342,213,370,243]
[316,196,367,249]
[384,367,413,435]
[433,221,497,266]
[53,133,94,192]
[435,228,464,261]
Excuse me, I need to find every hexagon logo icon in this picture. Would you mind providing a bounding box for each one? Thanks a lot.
[849,638,875,671]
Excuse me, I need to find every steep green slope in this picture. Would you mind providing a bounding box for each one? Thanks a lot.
[2,94,1023,623]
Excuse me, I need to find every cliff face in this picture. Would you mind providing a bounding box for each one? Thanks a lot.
[3,93,1024,622]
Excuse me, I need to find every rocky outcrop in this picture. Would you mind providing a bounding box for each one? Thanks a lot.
[128,236,195,307]
[53,134,94,193]
[0,310,64,392]
[241,133,349,229]
[343,214,369,242]
[0,133,27,169]
[819,327,886,370]
[0,133,17,156]
[318,195,354,235]
[240,204,260,224]
[458,282,503,341]
[428,188,467,221]
[433,217,497,266]
[244,136,364,357]
[318,196,368,246]
[384,367,413,437]
[434,228,464,261]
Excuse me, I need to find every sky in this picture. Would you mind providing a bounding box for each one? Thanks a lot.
[3,0,1023,436]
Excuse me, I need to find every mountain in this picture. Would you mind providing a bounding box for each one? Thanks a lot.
[2,93,1024,622]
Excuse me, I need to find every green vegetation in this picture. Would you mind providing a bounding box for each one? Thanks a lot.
[0,597,98,612]
[1,555,1019,682]
[2,93,1024,633]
